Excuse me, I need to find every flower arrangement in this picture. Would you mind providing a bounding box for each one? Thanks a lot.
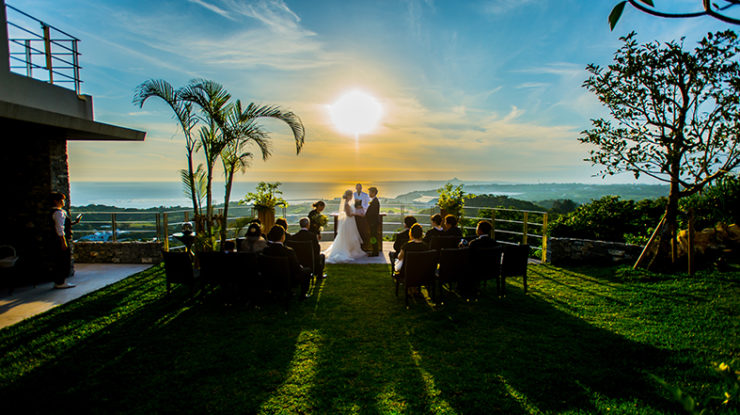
[437,182,465,218]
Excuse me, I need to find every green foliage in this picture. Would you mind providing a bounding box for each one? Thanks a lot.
[436,182,465,218]
[549,196,665,242]
[240,181,287,211]
[465,194,545,212]
[678,175,740,230]
[650,359,740,415]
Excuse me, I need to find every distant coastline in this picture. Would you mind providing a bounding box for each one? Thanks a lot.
[70,180,669,209]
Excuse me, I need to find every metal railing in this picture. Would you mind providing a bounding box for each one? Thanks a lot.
[70,201,548,261]
[5,3,82,94]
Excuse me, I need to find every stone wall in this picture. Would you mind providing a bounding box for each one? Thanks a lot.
[0,130,69,282]
[547,237,643,266]
[74,242,164,264]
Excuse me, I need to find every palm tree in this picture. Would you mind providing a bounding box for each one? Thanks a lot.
[133,80,201,218]
[218,100,305,243]
[180,79,232,237]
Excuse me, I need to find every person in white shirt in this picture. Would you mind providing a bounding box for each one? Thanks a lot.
[50,192,75,289]
[353,183,371,250]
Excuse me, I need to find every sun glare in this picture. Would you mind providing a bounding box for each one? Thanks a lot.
[328,90,383,136]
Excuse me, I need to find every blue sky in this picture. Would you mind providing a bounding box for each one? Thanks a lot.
[13,0,733,183]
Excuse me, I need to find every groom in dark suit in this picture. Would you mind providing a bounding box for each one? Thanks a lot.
[366,187,381,256]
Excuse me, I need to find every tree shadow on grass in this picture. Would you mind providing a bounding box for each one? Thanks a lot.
[409,284,670,413]
[0,266,308,414]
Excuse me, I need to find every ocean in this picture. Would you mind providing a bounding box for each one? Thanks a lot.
[70,181,669,209]
[70,180,459,208]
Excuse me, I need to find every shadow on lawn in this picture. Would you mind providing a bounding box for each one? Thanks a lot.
[1,263,680,414]
[297,265,671,414]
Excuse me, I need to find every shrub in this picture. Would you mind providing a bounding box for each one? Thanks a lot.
[679,175,740,230]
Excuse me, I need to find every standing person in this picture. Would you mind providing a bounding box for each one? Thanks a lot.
[353,183,371,250]
[323,190,366,263]
[365,187,381,257]
[308,201,326,240]
[50,192,75,289]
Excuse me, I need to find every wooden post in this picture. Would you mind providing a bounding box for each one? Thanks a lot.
[111,213,117,242]
[184,211,189,223]
[378,214,384,252]
[522,212,528,245]
[634,214,666,269]
[163,212,169,252]
[688,209,695,276]
[490,209,496,240]
[333,215,338,239]
[541,213,548,263]
[155,213,161,241]
[43,24,53,83]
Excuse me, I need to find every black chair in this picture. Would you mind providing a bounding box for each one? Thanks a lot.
[436,248,469,303]
[394,250,438,306]
[198,251,229,287]
[501,244,530,294]
[0,245,19,295]
[236,237,247,252]
[258,254,292,309]
[286,240,316,287]
[430,236,462,250]
[222,252,259,303]
[162,250,196,293]
[469,246,503,297]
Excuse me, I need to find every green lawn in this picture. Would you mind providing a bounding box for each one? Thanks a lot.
[0,263,738,414]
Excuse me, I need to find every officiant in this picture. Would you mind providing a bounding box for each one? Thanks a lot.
[353,183,371,251]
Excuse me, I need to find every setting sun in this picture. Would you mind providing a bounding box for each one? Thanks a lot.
[327,90,383,136]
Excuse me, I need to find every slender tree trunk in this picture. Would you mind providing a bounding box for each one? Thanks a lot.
[648,176,681,270]
[186,150,199,217]
[221,167,235,245]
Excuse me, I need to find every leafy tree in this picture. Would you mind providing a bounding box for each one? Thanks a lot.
[609,0,740,30]
[678,173,740,229]
[581,31,740,267]
[437,183,465,218]
[133,80,200,218]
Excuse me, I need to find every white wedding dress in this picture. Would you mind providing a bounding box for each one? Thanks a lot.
[323,198,366,264]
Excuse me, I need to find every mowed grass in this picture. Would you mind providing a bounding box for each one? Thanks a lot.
[0,263,738,414]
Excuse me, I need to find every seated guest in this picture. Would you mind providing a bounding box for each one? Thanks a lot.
[423,213,445,244]
[262,225,310,298]
[308,201,326,239]
[241,223,267,253]
[443,214,463,238]
[396,224,430,268]
[389,216,417,266]
[291,217,326,278]
[467,220,497,250]
[249,218,266,238]
[275,218,291,240]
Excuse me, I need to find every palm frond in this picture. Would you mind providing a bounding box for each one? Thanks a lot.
[240,103,306,154]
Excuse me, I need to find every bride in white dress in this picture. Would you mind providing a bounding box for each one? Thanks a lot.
[323,190,366,263]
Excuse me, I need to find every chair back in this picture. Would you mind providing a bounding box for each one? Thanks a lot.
[430,236,461,250]
[286,240,315,273]
[404,250,438,288]
[198,251,228,284]
[236,237,247,252]
[437,248,469,284]
[162,250,194,285]
[470,246,503,282]
[0,245,18,268]
[258,254,292,294]
[501,244,529,277]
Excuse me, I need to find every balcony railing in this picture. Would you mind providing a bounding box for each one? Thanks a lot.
[69,201,549,261]
[5,3,82,94]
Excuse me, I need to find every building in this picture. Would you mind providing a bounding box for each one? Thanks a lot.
[0,1,145,283]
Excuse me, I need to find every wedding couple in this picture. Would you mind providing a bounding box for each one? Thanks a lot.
[323,184,380,263]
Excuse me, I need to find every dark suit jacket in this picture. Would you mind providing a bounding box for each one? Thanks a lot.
[445,226,463,238]
[393,229,410,253]
[366,197,380,227]
[291,229,322,261]
[468,235,498,251]
[423,227,445,244]
[262,242,304,279]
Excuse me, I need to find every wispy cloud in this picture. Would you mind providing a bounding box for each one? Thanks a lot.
[478,0,538,15]
[188,0,235,20]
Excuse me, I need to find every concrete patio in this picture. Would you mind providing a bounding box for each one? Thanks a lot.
[0,263,151,329]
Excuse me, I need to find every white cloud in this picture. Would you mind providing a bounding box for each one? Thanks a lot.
[478,0,538,15]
